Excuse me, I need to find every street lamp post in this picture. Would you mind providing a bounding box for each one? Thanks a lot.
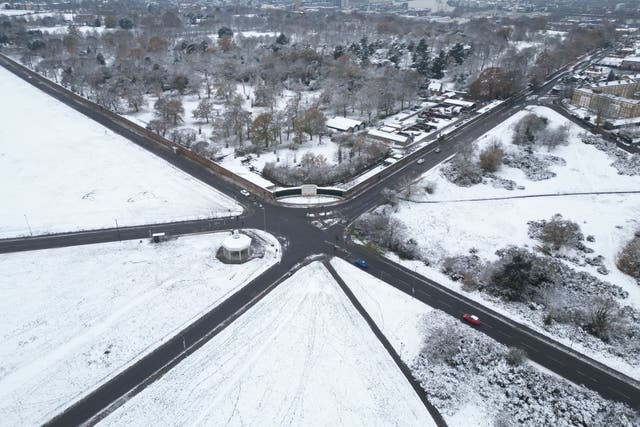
[24,214,33,237]
[262,206,266,231]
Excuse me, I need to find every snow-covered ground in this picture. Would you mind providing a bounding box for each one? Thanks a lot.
[386,105,640,379]
[33,25,110,35]
[0,9,51,16]
[330,257,432,362]
[237,30,279,38]
[0,66,241,238]
[278,195,343,205]
[330,258,639,426]
[0,231,279,426]
[0,10,73,19]
[100,261,436,426]
[398,106,640,300]
[122,89,332,189]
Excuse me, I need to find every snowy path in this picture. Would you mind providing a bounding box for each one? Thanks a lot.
[401,190,640,204]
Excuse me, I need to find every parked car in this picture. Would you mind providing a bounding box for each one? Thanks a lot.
[462,313,481,326]
[417,158,425,165]
[354,258,369,269]
[240,189,250,197]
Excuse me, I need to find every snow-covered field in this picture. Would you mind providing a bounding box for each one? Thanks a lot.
[330,258,433,362]
[100,261,436,427]
[331,257,495,425]
[0,10,73,19]
[0,231,279,426]
[397,106,640,302]
[0,66,241,238]
[330,258,639,426]
[386,105,640,379]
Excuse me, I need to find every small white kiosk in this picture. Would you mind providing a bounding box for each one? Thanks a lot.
[220,230,252,263]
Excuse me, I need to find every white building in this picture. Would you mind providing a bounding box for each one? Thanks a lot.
[220,230,252,263]
[326,117,365,133]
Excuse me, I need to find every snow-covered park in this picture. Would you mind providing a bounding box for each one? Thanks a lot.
[100,261,437,427]
[0,65,241,238]
[376,105,640,379]
[123,84,346,188]
[0,231,279,426]
[330,258,639,426]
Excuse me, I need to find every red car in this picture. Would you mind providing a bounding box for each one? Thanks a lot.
[463,313,481,326]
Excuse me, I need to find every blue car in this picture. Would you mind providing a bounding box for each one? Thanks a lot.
[354,258,368,269]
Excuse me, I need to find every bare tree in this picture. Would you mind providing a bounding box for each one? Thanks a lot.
[250,112,274,149]
[192,99,213,124]
[540,214,582,251]
[154,97,184,126]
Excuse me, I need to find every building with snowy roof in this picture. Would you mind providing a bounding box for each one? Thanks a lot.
[220,230,252,263]
[622,57,640,71]
[326,117,364,133]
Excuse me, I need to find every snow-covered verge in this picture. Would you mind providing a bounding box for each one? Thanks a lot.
[330,258,640,427]
[0,231,279,426]
[360,106,640,379]
[0,66,241,238]
[330,257,433,362]
[100,261,436,426]
[414,311,639,427]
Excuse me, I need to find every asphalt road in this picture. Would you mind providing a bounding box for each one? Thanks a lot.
[341,245,640,408]
[1,47,638,423]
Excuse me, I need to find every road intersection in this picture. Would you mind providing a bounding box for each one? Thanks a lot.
[1,49,638,425]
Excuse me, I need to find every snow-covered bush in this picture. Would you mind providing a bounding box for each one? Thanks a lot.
[581,134,640,176]
[442,155,483,186]
[505,347,527,366]
[484,248,551,301]
[538,123,570,151]
[441,253,484,282]
[479,141,505,172]
[617,233,640,280]
[424,181,437,194]
[353,209,420,260]
[529,214,583,251]
[502,151,565,181]
[511,113,548,146]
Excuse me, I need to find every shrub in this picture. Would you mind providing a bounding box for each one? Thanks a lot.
[585,298,620,342]
[444,156,482,186]
[424,181,437,194]
[505,346,527,366]
[487,248,551,301]
[353,210,419,259]
[539,214,582,251]
[617,234,640,279]
[479,141,505,173]
[540,124,570,151]
[512,113,548,146]
[462,271,477,291]
[419,323,462,365]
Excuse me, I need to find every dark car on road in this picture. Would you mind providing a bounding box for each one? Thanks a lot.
[354,259,368,269]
